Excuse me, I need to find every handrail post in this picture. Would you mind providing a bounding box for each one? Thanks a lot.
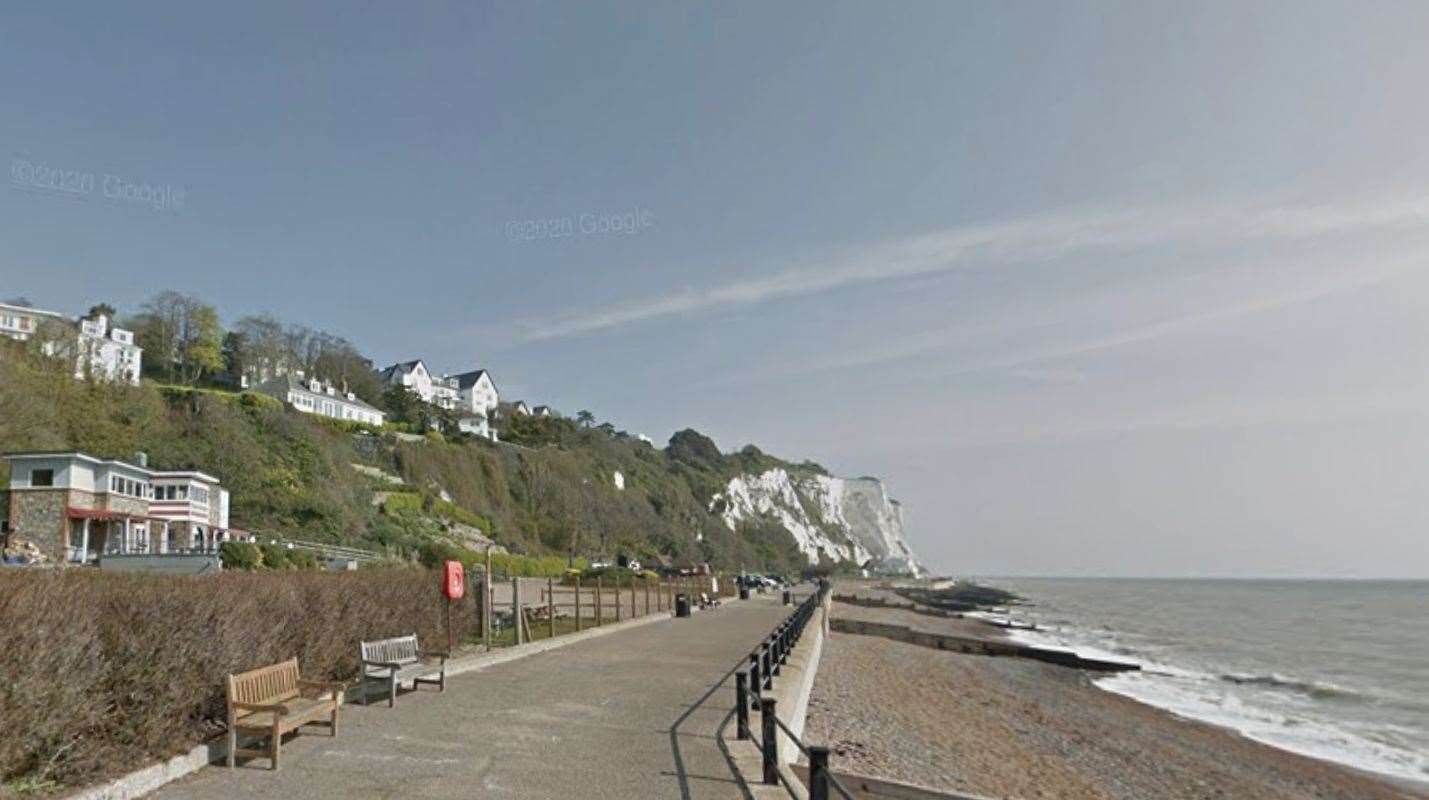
[772,630,783,676]
[761,643,773,690]
[749,654,761,706]
[735,671,750,740]
[759,697,779,785]
[809,745,831,800]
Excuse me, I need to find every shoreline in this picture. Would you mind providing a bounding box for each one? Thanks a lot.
[805,581,1427,800]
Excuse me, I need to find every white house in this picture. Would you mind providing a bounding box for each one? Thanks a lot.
[457,414,494,440]
[449,369,499,417]
[77,315,142,385]
[379,360,436,403]
[532,405,556,418]
[498,399,532,418]
[380,360,501,440]
[252,374,386,427]
[0,303,142,385]
[1,451,231,564]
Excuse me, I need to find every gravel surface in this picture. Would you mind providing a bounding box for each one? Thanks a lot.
[805,630,1428,800]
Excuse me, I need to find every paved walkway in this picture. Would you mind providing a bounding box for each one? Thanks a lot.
[157,595,791,799]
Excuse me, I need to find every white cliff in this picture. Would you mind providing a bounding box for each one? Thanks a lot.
[709,468,922,575]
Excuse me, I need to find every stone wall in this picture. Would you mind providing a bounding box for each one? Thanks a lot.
[10,489,68,560]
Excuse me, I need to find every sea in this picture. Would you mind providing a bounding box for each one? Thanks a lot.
[981,578,1429,785]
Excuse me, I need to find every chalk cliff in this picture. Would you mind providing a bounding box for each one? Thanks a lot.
[710,468,922,575]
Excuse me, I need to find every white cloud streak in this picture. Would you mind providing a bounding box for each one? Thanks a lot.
[515,194,1429,343]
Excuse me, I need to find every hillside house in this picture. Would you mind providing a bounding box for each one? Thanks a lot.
[532,405,555,418]
[381,360,500,440]
[1,451,231,564]
[379,359,436,403]
[0,302,142,385]
[253,374,385,427]
[498,399,532,418]
[449,369,499,416]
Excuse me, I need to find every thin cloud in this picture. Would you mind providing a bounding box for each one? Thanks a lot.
[513,194,1429,343]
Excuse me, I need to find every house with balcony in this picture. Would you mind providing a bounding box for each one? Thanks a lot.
[1,451,231,565]
[0,302,141,385]
[252,374,385,427]
[380,360,500,440]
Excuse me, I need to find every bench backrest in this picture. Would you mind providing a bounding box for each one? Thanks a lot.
[228,658,301,708]
[361,634,419,665]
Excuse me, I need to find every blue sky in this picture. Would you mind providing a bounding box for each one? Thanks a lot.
[5,1,1429,576]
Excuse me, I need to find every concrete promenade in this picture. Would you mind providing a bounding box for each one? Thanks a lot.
[157,594,792,799]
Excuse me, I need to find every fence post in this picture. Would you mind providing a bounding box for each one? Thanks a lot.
[596,577,603,625]
[644,579,650,615]
[772,628,783,676]
[482,549,493,648]
[735,671,750,740]
[511,577,522,645]
[630,576,636,618]
[575,575,583,632]
[809,745,831,800]
[548,577,556,639]
[760,697,779,785]
[615,576,622,621]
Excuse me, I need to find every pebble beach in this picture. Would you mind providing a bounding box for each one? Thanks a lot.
[804,591,1428,800]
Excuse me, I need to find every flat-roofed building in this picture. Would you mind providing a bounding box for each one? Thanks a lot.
[1,451,230,564]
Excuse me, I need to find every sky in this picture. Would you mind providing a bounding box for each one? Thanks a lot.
[3,1,1428,578]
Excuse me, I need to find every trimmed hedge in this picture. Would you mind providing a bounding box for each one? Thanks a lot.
[0,568,476,790]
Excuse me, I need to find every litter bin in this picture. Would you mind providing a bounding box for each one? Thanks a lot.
[738,584,751,601]
[675,594,691,618]
[782,589,792,606]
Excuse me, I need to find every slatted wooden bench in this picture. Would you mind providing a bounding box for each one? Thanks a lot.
[359,634,448,707]
[225,658,343,770]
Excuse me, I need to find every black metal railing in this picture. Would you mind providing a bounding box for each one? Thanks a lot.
[732,580,853,800]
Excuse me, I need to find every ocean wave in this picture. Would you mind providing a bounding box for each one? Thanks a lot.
[1219,672,1363,701]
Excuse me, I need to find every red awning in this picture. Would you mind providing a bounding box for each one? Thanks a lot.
[66,507,157,522]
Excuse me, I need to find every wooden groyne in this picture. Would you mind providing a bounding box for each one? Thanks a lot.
[829,618,1138,673]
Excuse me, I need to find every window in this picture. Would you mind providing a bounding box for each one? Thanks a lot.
[30,468,54,487]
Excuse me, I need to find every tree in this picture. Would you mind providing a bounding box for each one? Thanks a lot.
[576,410,595,428]
[128,291,225,384]
[84,303,117,322]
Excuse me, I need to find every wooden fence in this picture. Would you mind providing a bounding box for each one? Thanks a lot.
[470,559,737,648]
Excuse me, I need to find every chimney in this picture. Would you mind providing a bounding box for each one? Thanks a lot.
[134,451,148,468]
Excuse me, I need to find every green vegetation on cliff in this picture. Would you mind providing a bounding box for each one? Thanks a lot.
[0,342,820,572]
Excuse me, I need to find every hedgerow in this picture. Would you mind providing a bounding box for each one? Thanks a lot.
[0,568,475,790]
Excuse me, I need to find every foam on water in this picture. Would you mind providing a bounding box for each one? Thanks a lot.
[996,579,1429,785]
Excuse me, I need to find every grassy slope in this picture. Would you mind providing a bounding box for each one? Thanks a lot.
[0,344,816,572]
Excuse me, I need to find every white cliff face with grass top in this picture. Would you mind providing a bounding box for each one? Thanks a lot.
[710,468,922,575]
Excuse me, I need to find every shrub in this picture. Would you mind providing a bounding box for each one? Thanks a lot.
[259,543,291,569]
[218,541,261,570]
[287,549,319,570]
[0,569,476,790]
[380,492,423,515]
[416,540,478,569]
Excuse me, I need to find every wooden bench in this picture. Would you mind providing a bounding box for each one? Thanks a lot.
[360,634,448,707]
[225,658,343,770]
